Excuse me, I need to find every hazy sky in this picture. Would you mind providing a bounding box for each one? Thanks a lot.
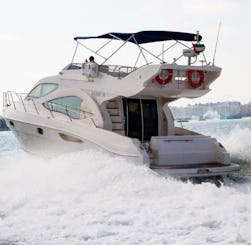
[0,0,250,106]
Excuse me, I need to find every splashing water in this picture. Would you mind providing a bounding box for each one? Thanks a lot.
[182,118,251,180]
[0,118,251,244]
[223,125,251,160]
[0,149,250,244]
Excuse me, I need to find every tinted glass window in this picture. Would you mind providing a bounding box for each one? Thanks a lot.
[123,98,158,141]
[44,96,92,119]
[123,99,142,141]
[142,100,158,141]
[26,83,58,100]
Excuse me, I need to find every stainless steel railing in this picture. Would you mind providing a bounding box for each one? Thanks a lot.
[63,63,137,79]
[3,91,28,111]
[2,91,97,127]
[42,101,94,120]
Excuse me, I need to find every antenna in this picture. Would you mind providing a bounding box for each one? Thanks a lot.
[212,22,222,66]
[162,42,164,61]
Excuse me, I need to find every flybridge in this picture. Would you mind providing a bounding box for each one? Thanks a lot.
[71,30,207,66]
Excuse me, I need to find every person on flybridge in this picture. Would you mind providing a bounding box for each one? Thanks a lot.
[82,56,99,78]
[89,56,95,63]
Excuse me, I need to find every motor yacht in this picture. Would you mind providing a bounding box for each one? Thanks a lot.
[2,30,240,183]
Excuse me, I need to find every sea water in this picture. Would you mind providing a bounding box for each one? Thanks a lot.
[0,118,250,244]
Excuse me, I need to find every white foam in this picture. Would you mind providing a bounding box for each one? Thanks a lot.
[222,125,251,161]
[0,150,250,244]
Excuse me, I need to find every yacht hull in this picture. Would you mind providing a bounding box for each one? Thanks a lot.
[5,119,96,156]
[3,117,240,180]
[3,113,144,163]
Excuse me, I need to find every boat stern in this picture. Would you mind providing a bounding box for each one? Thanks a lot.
[149,135,240,179]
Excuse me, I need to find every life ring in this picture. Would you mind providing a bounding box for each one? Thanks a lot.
[187,70,204,88]
[155,69,173,85]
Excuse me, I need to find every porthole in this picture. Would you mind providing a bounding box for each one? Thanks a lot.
[37,128,44,135]
[9,121,14,127]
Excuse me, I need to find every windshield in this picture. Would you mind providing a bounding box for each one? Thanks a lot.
[26,83,58,100]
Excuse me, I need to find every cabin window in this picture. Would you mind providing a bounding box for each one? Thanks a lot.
[26,83,58,100]
[43,96,92,119]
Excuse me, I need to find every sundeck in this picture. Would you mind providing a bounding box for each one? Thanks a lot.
[1,30,240,184]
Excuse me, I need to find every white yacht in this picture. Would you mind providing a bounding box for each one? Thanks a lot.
[2,31,240,183]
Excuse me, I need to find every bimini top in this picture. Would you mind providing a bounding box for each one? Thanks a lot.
[74,31,202,44]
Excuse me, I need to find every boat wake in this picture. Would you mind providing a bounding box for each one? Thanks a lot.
[183,123,251,181]
[0,149,251,244]
[217,126,251,181]
[223,125,251,160]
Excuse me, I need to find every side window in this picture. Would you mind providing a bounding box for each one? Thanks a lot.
[26,83,58,100]
[44,96,92,119]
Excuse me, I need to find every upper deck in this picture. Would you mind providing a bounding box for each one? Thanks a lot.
[58,61,221,100]
[57,30,222,99]
[8,30,221,102]
[63,63,136,79]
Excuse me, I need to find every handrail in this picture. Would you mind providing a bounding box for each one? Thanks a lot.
[42,101,94,120]
[64,63,137,78]
[65,106,72,122]
[19,94,27,112]
[2,92,5,107]
[10,93,16,110]
[32,99,39,115]
[2,91,97,127]
[3,91,27,111]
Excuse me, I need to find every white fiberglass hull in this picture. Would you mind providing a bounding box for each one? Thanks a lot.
[2,100,239,180]
[3,112,145,163]
[4,117,240,180]
[6,119,97,156]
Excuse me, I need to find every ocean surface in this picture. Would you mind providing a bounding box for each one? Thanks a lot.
[0,118,251,244]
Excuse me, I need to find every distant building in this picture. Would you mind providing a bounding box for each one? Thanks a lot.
[217,101,241,119]
[241,102,251,117]
[171,101,250,120]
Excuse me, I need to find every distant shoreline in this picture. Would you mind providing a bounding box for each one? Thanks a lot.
[171,101,251,120]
